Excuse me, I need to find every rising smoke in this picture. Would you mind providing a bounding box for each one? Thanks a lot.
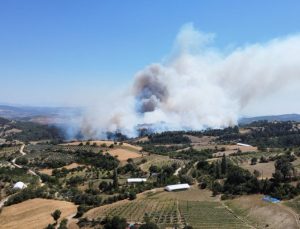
[77,23,300,138]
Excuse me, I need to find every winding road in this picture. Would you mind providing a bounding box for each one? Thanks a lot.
[12,144,42,183]
[0,144,43,209]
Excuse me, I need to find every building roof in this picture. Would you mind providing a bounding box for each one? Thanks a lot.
[127,178,147,183]
[165,183,190,191]
[237,143,251,147]
[13,181,27,189]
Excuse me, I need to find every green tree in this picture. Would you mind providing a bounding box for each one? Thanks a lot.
[215,162,221,179]
[183,226,193,229]
[51,209,61,224]
[253,169,261,178]
[139,222,159,229]
[45,224,55,229]
[212,181,223,196]
[250,157,257,165]
[113,168,119,190]
[149,165,159,174]
[129,191,137,200]
[58,219,68,229]
[275,157,293,180]
[99,181,109,192]
[104,216,127,229]
[221,154,227,175]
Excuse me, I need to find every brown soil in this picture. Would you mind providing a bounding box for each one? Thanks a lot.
[0,198,77,229]
[227,195,298,229]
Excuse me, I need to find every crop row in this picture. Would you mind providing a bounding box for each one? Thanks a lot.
[179,201,248,228]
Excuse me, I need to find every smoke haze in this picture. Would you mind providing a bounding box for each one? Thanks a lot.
[78,23,300,138]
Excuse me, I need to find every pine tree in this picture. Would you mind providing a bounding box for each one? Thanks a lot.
[113,168,119,190]
[221,154,227,175]
[215,162,221,179]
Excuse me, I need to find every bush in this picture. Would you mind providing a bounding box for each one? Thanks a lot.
[129,191,136,200]
[103,216,127,229]
[15,156,28,165]
[139,222,159,229]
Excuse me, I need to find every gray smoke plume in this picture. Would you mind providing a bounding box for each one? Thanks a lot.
[133,65,169,113]
[78,23,300,138]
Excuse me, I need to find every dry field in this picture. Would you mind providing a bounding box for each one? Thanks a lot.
[61,140,142,162]
[62,140,141,150]
[213,144,258,157]
[109,148,142,161]
[139,154,183,172]
[185,135,216,145]
[240,161,275,179]
[0,198,77,229]
[226,195,299,229]
[39,162,83,175]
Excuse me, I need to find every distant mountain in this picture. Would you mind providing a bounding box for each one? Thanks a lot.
[239,114,300,124]
[1,104,300,127]
[0,105,81,124]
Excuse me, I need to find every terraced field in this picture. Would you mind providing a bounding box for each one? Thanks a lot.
[229,151,279,164]
[179,201,248,228]
[85,190,250,228]
[90,199,180,227]
[140,154,184,171]
[0,145,20,156]
[25,144,101,153]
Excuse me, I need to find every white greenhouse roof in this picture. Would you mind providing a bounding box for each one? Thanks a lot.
[127,178,147,183]
[13,181,27,189]
[165,183,190,191]
[237,143,251,147]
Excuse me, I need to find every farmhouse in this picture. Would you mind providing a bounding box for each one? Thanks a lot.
[127,178,147,183]
[13,181,27,190]
[165,183,190,192]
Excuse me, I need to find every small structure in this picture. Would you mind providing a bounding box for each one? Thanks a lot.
[13,181,27,190]
[165,183,190,192]
[262,196,280,203]
[127,178,147,183]
[237,143,251,147]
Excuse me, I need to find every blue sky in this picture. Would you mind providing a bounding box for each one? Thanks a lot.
[1,0,300,112]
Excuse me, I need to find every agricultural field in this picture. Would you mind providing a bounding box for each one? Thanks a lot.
[0,198,77,229]
[39,162,84,175]
[2,117,300,228]
[139,154,184,172]
[86,198,180,227]
[85,187,250,228]
[239,161,275,179]
[59,141,143,162]
[0,145,20,160]
[179,201,248,229]
[285,195,300,214]
[226,195,299,229]
[108,148,142,162]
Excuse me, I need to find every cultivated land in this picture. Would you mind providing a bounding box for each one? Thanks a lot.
[39,162,83,176]
[2,118,300,228]
[0,198,77,229]
[226,195,298,229]
[108,148,141,161]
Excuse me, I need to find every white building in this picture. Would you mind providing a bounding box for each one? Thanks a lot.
[127,178,147,183]
[165,183,190,192]
[13,181,27,190]
[237,143,251,147]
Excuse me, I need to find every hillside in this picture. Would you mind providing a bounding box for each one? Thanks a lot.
[1,120,300,228]
[239,114,300,124]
